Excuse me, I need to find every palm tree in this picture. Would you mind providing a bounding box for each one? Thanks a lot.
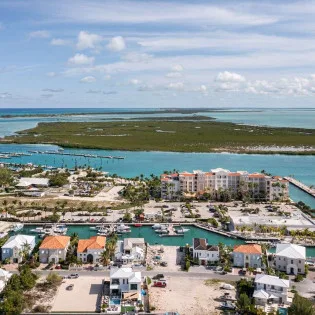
[99,250,110,266]
[19,242,31,262]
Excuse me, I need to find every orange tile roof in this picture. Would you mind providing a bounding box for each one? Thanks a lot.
[40,235,70,249]
[233,244,262,254]
[228,173,241,176]
[180,173,194,177]
[248,174,265,178]
[204,172,214,176]
[77,236,106,253]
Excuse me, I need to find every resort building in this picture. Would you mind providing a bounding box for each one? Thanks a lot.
[109,267,142,301]
[161,168,289,201]
[1,234,36,263]
[253,274,290,306]
[192,238,219,265]
[274,243,306,275]
[39,235,70,264]
[115,238,145,265]
[233,244,262,268]
[77,236,106,264]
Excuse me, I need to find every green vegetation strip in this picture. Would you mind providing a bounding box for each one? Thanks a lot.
[2,120,315,154]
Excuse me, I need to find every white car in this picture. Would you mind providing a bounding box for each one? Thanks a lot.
[220,283,235,290]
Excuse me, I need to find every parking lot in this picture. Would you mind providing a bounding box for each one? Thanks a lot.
[51,276,102,312]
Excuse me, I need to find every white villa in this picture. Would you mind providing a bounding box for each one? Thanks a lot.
[1,234,36,263]
[192,238,219,265]
[275,243,306,275]
[115,238,145,265]
[233,244,262,268]
[16,177,49,189]
[110,267,142,301]
[253,274,290,306]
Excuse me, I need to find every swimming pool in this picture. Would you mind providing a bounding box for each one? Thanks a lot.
[110,298,121,305]
[278,307,288,315]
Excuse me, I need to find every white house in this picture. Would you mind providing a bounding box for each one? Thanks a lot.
[1,234,36,263]
[253,274,290,306]
[77,236,106,264]
[110,267,142,301]
[115,238,145,265]
[39,235,70,264]
[192,238,219,265]
[275,243,306,275]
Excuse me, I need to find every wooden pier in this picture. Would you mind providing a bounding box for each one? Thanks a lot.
[284,177,315,198]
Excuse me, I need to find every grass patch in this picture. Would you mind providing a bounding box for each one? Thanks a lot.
[3,120,315,154]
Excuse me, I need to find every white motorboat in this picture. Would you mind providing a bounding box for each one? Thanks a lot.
[152,224,168,230]
[10,223,24,232]
[30,227,45,233]
[53,224,68,234]
[97,231,108,236]
[115,224,131,233]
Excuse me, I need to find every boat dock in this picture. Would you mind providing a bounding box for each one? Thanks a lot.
[284,177,315,198]
[160,224,184,237]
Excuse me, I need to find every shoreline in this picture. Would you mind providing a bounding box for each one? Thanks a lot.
[2,140,314,155]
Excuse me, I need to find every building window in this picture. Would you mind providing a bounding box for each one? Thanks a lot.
[299,260,301,263]
[130,284,137,290]
[298,268,301,272]
[291,260,293,264]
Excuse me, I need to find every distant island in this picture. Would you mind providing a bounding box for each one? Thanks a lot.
[2,119,315,155]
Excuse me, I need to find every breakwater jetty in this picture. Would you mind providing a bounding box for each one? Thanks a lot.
[284,177,315,198]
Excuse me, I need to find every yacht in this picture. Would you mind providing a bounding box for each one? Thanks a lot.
[10,223,24,232]
[115,224,131,233]
[152,223,168,230]
[53,224,68,234]
[30,226,45,233]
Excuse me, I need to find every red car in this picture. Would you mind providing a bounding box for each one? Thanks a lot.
[153,280,167,288]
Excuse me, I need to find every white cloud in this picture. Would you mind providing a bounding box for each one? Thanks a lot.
[167,82,184,90]
[80,76,96,83]
[104,74,111,80]
[107,36,126,52]
[194,85,208,95]
[29,30,50,38]
[46,72,57,77]
[216,71,246,82]
[171,64,184,72]
[0,92,12,99]
[51,38,70,46]
[76,31,103,50]
[122,52,152,63]
[165,72,182,78]
[42,88,64,93]
[86,89,101,94]
[129,79,141,85]
[68,53,95,66]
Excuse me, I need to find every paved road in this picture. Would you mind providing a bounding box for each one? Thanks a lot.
[16,269,242,281]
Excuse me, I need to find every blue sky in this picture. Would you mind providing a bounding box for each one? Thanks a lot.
[1,0,315,108]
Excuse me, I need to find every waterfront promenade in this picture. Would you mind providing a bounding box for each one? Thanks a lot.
[284,177,315,198]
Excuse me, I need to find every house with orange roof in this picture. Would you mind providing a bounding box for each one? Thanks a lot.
[77,236,106,264]
[233,244,262,268]
[39,235,70,264]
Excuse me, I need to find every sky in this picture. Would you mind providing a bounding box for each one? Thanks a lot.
[1,0,315,108]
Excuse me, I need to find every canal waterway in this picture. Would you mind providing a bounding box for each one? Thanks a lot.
[14,224,315,257]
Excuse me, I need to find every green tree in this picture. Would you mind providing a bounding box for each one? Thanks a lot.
[288,293,315,315]
[236,293,256,314]
[0,168,14,188]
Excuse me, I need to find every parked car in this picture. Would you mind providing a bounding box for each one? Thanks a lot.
[68,273,79,279]
[153,280,167,288]
[239,268,247,275]
[67,284,74,290]
[160,261,168,267]
[220,301,236,310]
[220,283,235,290]
[152,274,164,280]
